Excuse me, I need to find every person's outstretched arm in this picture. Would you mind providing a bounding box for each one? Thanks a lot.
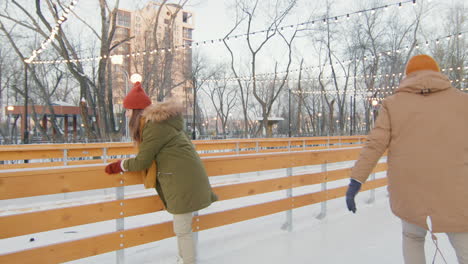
[346,100,391,213]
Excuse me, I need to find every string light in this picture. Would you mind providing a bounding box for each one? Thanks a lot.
[25,0,79,63]
[292,86,399,96]
[28,0,415,65]
[291,77,466,100]
[197,32,465,83]
[202,67,466,99]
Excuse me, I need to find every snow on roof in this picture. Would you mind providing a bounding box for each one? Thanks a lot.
[51,101,75,107]
[254,117,285,121]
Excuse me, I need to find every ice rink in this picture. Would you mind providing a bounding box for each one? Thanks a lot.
[57,188,459,264]
[1,161,460,264]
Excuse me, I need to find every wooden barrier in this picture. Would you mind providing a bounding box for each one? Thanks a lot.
[0,135,366,169]
[0,146,386,264]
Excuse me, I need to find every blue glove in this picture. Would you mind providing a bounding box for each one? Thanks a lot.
[346,179,362,213]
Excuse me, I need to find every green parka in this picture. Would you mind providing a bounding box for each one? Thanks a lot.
[123,101,217,214]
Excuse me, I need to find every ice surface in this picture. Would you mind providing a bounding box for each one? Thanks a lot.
[1,157,458,264]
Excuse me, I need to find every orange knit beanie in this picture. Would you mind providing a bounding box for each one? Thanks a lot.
[123,82,152,109]
[405,54,440,75]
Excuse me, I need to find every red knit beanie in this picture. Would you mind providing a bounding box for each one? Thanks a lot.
[405,54,440,75]
[123,82,151,109]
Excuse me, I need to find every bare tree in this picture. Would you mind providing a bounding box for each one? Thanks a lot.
[222,2,250,137]
[226,0,298,137]
[202,68,238,138]
[189,51,219,139]
[0,45,19,143]
[430,3,466,88]
[0,0,143,142]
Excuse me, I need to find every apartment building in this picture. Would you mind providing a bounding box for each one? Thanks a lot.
[112,2,194,112]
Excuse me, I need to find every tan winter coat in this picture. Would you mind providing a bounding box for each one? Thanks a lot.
[351,70,468,232]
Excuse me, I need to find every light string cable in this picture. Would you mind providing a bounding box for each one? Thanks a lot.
[25,0,79,63]
[288,66,466,103]
[291,66,467,96]
[198,31,466,83]
[28,0,415,65]
[291,65,467,83]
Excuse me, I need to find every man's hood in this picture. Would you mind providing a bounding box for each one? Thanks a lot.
[396,70,451,95]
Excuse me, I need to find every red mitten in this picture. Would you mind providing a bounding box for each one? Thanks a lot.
[105,160,123,174]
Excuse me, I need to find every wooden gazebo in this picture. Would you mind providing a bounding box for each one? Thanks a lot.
[5,101,90,141]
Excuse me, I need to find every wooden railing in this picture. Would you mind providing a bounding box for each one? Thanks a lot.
[0,146,387,264]
[0,136,366,169]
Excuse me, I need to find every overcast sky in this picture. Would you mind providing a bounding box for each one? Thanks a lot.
[106,0,466,64]
[150,0,464,42]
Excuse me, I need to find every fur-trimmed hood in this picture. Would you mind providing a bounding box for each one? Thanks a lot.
[142,98,184,127]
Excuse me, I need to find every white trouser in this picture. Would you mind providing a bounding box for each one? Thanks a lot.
[173,212,196,264]
[402,220,468,264]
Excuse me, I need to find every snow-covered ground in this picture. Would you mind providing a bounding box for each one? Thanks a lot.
[1,159,459,264]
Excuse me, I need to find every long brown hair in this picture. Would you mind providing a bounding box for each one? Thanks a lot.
[129,109,144,143]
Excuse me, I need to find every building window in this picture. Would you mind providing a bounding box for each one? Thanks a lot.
[182,12,192,24]
[183,28,192,39]
[117,11,131,27]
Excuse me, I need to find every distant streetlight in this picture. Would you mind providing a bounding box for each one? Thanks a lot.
[111,56,142,141]
[371,99,379,128]
[214,116,219,136]
[317,112,322,136]
[130,73,142,84]
[23,64,29,145]
[288,88,292,137]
